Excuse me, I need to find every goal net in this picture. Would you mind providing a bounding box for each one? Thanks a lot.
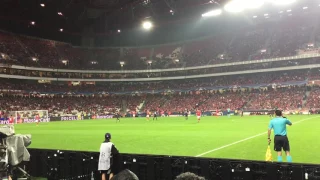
[11,110,49,124]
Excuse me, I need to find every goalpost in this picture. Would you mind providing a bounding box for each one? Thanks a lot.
[13,110,49,124]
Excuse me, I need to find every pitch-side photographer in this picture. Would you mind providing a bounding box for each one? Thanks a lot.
[98,133,119,180]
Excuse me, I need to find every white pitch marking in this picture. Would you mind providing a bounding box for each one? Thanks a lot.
[195,116,319,157]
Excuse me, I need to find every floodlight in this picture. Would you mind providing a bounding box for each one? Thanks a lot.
[118,29,121,33]
[270,0,296,5]
[120,61,125,65]
[264,13,269,16]
[224,0,244,13]
[142,21,153,30]
[40,4,45,7]
[253,15,258,18]
[303,6,308,9]
[148,60,152,64]
[175,59,179,62]
[287,9,292,12]
[59,29,63,32]
[243,0,265,9]
[202,9,222,17]
[32,57,37,61]
[30,21,35,25]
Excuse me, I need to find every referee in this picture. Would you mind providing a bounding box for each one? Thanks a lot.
[98,133,119,180]
[268,110,293,162]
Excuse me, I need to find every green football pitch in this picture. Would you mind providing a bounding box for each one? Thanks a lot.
[15,115,320,164]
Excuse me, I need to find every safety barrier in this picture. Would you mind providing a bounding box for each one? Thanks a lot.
[26,149,319,180]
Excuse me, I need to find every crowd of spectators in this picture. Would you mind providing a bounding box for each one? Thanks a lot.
[199,92,253,111]
[0,95,124,117]
[1,84,320,117]
[246,87,305,110]
[305,87,320,109]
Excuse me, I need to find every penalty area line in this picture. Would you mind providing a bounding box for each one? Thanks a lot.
[195,116,319,157]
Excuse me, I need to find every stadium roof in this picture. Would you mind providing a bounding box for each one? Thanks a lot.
[0,0,318,45]
[0,0,225,35]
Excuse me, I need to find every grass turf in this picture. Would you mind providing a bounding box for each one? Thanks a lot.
[15,115,320,164]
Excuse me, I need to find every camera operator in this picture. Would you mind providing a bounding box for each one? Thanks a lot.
[98,133,119,180]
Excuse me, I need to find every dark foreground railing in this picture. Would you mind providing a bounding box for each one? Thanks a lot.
[26,149,320,180]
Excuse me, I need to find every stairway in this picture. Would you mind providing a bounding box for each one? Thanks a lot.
[242,92,257,109]
[308,17,320,44]
[121,99,127,113]
[303,89,311,107]
[53,42,65,60]
[15,37,35,57]
[249,28,275,60]
[137,100,145,112]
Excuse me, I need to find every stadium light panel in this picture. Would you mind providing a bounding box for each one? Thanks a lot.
[224,0,244,13]
[201,9,222,17]
[243,0,265,9]
[142,21,153,30]
[224,0,264,13]
[270,0,296,5]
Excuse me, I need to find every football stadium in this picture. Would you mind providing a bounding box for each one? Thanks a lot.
[1,0,320,179]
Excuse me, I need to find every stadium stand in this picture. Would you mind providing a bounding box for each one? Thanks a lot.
[305,86,320,109]
[0,15,318,71]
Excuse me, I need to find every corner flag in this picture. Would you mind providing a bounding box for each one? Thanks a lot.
[265,143,273,162]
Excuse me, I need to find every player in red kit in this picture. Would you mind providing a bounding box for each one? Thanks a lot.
[35,114,40,126]
[132,111,136,119]
[146,110,150,121]
[9,115,14,125]
[196,109,201,123]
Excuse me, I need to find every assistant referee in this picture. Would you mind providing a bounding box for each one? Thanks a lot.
[267,110,293,162]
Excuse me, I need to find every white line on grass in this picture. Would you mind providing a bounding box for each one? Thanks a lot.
[195,116,319,157]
